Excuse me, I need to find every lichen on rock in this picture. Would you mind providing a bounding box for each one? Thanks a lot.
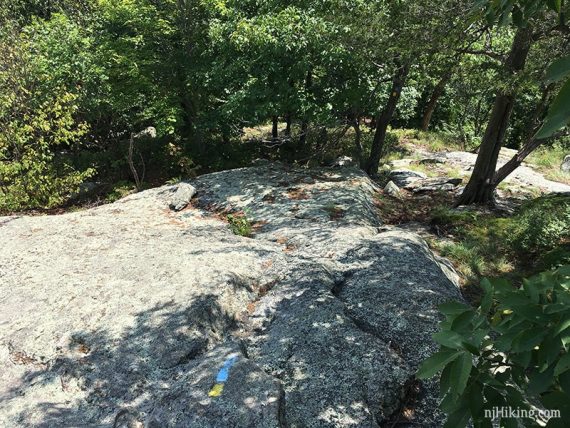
[0,163,462,427]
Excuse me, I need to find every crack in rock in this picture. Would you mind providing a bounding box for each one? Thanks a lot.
[0,163,463,427]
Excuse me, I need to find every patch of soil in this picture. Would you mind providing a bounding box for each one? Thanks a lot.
[327,206,346,220]
[287,187,310,200]
[375,191,454,225]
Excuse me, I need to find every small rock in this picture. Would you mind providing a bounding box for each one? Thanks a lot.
[384,181,401,198]
[418,157,446,165]
[251,158,270,166]
[416,183,455,192]
[114,409,144,428]
[331,156,355,167]
[447,178,463,186]
[389,159,413,168]
[562,155,570,173]
[389,169,427,187]
[407,177,462,193]
[168,183,196,211]
[300,177,316,185]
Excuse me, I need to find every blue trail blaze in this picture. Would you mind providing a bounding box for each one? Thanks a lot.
[215,356,238,383]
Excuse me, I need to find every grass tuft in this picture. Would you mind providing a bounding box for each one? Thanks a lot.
[227,213,254,237]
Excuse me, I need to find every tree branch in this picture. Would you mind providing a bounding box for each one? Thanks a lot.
[459,48,505,61]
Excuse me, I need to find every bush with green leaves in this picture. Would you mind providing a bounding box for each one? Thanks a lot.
[0,26,94,212]
[418,266,570,428]
[512,196,570,255]
[0,92,94,212]
[227,213,253,237]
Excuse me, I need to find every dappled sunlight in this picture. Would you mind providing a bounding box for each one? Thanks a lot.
[2,162,465,426]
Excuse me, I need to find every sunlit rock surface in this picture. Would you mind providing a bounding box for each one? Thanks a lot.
[0,163,461,427]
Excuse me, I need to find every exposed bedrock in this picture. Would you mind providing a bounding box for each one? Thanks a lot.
[0,163,462,427]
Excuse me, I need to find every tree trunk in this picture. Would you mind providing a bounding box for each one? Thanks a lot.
[492,138,543,186]
[421,73,452,131]
[493,85,553,186]
[353,118,363,168]
[298,70,312,148]
[299,121,308,147]
[180,89,203,154]
[285,114,292,137]
[455,27,533,206]
[272,115,279,140]
[365,63,409,175]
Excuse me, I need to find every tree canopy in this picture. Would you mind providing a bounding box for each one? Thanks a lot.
[0,0,569,211]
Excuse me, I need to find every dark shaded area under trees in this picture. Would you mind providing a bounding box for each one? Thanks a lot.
[0,0,569,212]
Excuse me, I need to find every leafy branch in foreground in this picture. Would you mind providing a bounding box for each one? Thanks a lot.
[418,266,570,428]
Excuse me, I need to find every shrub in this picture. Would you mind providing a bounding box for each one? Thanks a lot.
[227,213,253,237]
[0,91,95,212]
[0,19,96,212]
[511,196,570,255]
[430,196,570,283]
[104,181,137,203]
[418,266,570,428]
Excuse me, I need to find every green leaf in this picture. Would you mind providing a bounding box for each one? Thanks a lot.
[452,311,476,333]
[504,385,526,408]
[440,362,453,397]
[499,292,532,307]
[473,419,493,428]
[511,305,548,324]
[484,386,507,410]
[462,340,481,355]
[449,352,473,397]
[555,353,570,376]
[538,334,562,372]
[443,406,470,428]
[545,303,569,314]
[417,349,461,379]
[467,381,485,417]
[440,392,458,413]
[558,370,570,395]
[554,317,570,336]
[541,391,570,422]
[511,350,532,368]
[501,418,518,428]
[496,326,525,351]
[439,301,473,316]
[523,278,539,303]
[557,265,570,278]
[480,279,494,315]
[433,331,466,349]
[528,364,555,395]
[512,326,546,352]
[490,278,513,295]
[562,329,570,351]
[536,79,570,139]
[545,55,570,83]
[547,0,562,13]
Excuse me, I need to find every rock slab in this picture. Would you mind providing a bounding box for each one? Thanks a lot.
[0,163,462,427]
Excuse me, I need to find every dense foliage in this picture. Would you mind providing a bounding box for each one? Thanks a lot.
[418,266,570,428]
[0,0,568,211]
[0,21,95,211]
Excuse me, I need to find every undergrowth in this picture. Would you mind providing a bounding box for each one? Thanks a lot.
[429,195,570,300]
[376,184,569,303]
[528,143,570,185]
[227,212,254,237]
